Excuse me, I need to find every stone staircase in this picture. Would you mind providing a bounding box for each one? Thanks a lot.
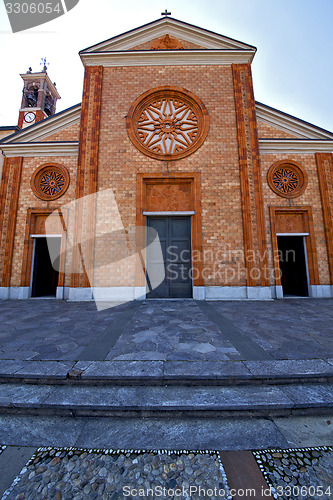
[0,359,332,418]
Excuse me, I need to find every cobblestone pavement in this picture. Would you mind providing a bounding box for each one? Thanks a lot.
[2,445,333,499]
[253,446,333,499]
[2,448,230,500]
[0,298,332,361]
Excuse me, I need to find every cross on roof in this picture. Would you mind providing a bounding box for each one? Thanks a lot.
[161,9,171,16]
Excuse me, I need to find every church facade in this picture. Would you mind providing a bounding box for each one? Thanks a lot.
[1,16,333,302]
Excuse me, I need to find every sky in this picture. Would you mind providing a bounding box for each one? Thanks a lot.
[0,0,332,131]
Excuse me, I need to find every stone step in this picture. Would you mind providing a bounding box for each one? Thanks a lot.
[0,381,332,418]
[0,359,333,386]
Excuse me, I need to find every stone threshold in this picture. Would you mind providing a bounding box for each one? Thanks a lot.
[0,359,332,385]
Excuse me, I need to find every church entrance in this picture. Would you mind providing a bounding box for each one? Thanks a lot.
[146,216,192,298]
[31,237,61,297]
[277,236,309,297]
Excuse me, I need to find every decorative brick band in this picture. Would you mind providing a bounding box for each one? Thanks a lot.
[316,152,333,284]
[71,65,103,289]
[232,63,269,287]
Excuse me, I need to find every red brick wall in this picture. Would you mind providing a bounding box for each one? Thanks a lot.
[260,152,330,285]
[96,64,246,287]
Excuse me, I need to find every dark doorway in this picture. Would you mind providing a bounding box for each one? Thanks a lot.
[277,236,308,297]
[146,216,192,298]
[32,237,61,297]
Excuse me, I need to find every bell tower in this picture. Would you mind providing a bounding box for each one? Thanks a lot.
[18,64,61,129]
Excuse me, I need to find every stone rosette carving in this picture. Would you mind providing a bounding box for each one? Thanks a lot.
[267,160,308,198]
[31,163,70,201]
[126,86,209,161]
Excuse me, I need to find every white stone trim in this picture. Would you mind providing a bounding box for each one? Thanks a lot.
[0,287,30,299]
[246,286,273,300]
[309,285,333,298]
[82,17,256,53]
[0,287,9,299]
[276,233,309,236]
[134,287,146,300]
[205,286,273,300]
[275,285,284,299]
[1,142,79,157]
[2,105,81,144]
[92,286,146,302]
[205,286,247,300]
[143,211,195,216]
[256,103,333,140]
[80,50,255,68]
[259,139,333,154]
[193,286,205,300]
[68,288,93,301]
[30,234,63,238]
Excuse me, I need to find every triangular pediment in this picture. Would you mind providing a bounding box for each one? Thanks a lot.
[80,17,256,53]
[0,104,81,144]
[256,102,333,140]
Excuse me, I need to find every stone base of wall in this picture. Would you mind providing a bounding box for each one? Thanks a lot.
[1,285,332,301]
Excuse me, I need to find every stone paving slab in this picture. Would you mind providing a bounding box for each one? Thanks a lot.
[0,416,87,447]
[0,384,55,408]
[210,299,333,361]
[0,298,332,364]
[279,384,333,407]
[41,385,141,409]
[0,361,25,377]
[135,385,294,411]
[163,360,252,380]
[0,383,303,413]
[13,361,75,379]
[272,417,333,448]
[77,360,164,380]
[75,418,290,450]
[244,360,333,379]
[1,359,332,383]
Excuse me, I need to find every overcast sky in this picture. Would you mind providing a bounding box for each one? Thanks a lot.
[0,0,332,132]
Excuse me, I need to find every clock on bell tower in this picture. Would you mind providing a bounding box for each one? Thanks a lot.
[18,65,61,129]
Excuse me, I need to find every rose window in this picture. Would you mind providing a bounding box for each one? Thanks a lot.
[31,164,70,201]
[127,86,209,160]
[267,161,307,198]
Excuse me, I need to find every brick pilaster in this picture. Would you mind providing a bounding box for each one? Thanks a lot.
[70,65,103,289]
[316,152,333,284]
[0,156,23,286]
[232,63,269,287]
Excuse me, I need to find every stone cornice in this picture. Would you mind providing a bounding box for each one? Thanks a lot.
[0,142,79,157]
[259,139,333,154]
[256,102,333,140]
[80,49,255,67]
[1,104,81,144]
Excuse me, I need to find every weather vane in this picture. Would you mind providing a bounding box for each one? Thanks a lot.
[161,9,171,16]
[40,57,49,72]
